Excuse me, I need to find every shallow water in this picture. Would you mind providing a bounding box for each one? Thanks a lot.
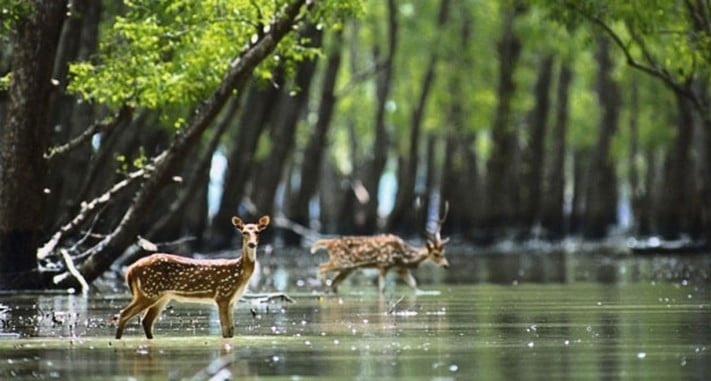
[1,249,709,380]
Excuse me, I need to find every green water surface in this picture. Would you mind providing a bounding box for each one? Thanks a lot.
[0,250,709,380]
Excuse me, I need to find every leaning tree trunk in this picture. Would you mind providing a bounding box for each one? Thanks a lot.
[208,80,280,249]
[482,2,525,239]
[45,0,101,232]
[286,30,343,245]
[656,93,698,239]
[386,53,437,234]
[627,74,644,236]
[700,113,711,244]
[583,36,621,239]
[519,54,554,233]
[147,95,242,249]
[361,0,398,234]
[251,25,322,222]
[388,0,449,234]
[0,0,66,289]
[440,5,479,238]
[541,60,572,238]
[52,0,311,288]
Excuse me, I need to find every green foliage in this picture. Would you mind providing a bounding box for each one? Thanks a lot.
[70,0,258,109]
[115,146,147,175]
[0,0,34,35]
[0,72,10,90]
[535,0,709,89]
[68,0,362,114]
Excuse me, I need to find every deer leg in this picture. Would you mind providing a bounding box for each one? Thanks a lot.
[217,300,235,338]
[378,268,389,294]
[141,298,169,339]
[398,268,418,290]
[116,296,154,339]
[329,269,353,293]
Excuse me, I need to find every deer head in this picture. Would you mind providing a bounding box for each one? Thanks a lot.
[424,201,450,268]
[232,215,270,260]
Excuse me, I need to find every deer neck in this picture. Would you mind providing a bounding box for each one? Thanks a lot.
[397,242,428,267]
[241,242,258,264]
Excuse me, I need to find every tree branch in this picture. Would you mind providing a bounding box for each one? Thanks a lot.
[564,1,701,110]
[44,105,132,162]
[52,0,311,289]
[37,164,153,260]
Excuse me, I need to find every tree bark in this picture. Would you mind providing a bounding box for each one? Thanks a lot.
[541,61,572,238]
[440,5,479,238]
[483,2,525,238]
[46,0,102,232]
[388,0,450,234]
[251,25,322,221]
[361,0,398,233]
[519,54,554,232]
[656,93,698,239]
[54,0,311,288]
[148,95,242,248]
[208,80,280,249]
[582,36,621,239]
[286,30,344,245]
[0,0,67,289]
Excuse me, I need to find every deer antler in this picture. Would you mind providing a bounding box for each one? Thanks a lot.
[433,201,450,244]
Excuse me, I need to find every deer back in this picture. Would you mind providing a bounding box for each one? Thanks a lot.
[314,234,422,270]
[128,254,252,300]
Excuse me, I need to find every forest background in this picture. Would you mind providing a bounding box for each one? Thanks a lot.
[1,0,710,290]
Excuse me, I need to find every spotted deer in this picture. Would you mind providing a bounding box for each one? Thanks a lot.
[115,216,270,339]
[311,205,450,293]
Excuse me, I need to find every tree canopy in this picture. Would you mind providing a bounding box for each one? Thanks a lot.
[0,0,709,290]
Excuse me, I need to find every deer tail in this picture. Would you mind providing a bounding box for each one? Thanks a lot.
[124,266,140,297]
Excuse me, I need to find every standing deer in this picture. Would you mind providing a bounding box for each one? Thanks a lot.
[115,216,270,339]
[311,205,450,293]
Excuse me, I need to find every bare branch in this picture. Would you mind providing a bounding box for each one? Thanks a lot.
[56,249,89,295]
[52,0,312,289]
[37,166,149,260]
[335,59,388,96]
[45,106,132,162]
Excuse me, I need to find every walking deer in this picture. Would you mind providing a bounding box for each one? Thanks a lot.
[311,205,450,293]
[115,216,270,339]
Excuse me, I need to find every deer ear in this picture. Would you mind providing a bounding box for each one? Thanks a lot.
[258,215,270,230]
[232,217,244,229]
